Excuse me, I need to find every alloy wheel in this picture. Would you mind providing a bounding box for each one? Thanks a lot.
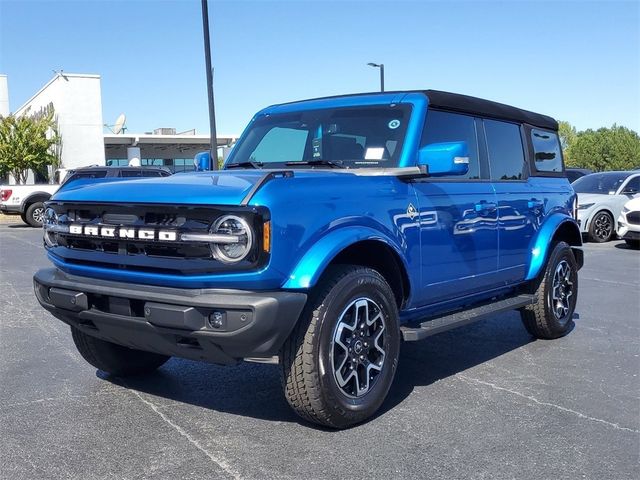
[331,297,386,398]
[551,260,574,322]
[32,207,45,225]
[592,212,612,241]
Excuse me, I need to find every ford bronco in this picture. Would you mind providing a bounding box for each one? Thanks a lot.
[34,90,583,428]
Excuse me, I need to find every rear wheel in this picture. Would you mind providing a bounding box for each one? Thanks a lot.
[588,210,614,242]
[521,241,578,339]
[25,202,45,227]
[280,266,400,429]
[71,327,170,376]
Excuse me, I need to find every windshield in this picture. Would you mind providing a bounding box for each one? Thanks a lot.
[226,105,412,169]
[572,172,629,194]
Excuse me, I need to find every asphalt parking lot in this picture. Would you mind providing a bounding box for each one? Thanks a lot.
[1,222,638,480]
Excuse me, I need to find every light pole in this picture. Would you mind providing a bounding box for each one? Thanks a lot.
[367,62,384,92]
[201,0,218,170]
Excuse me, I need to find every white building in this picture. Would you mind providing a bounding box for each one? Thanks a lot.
[14,73,106,170]
[0,75,9,117]
[1,72,237,183]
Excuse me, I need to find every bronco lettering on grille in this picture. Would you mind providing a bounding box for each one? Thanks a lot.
[68,224,178,241]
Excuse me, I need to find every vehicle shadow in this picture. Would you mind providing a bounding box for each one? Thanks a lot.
[104,311,544,428]
[7,223,31,229]
[614,241,638,250]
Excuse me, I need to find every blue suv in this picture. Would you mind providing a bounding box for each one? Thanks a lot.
[34,90,583,428]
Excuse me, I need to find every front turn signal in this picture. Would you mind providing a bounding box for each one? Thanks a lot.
[263,221,271,253]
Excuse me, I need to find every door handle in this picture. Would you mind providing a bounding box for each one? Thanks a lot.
[475,201,497,213]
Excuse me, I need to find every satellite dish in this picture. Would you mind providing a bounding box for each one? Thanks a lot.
[113,113,126,134]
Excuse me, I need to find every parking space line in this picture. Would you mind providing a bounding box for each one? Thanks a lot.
[128,389,244,480]
[580,276,639,288]
[457,374,640,434]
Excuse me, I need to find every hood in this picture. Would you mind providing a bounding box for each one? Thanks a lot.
[51,169,348,206]
[576,192,612,206]
[624,196,640,211]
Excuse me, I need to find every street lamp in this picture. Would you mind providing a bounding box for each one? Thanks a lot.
[367,62,385,92]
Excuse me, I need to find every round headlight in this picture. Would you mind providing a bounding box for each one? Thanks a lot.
[211,215,253,263]
[43,208,59,247]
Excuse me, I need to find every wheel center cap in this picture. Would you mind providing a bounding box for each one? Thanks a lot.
[353,340,364,355]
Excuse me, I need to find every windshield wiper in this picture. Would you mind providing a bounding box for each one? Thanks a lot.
[225,161,264,169]
[284,160,345,169]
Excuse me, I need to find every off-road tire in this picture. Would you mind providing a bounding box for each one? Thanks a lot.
[20,211,28,224]
[25,202,45,227]
[521,241,578,339]
[280,265,400,429]
[588,210,614,243]
[71,327,170,376]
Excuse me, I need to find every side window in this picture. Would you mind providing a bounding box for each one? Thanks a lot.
[121,170,144,177]
[251,127,309,163]
[623,176,639,194]
[72,170,107,179]
[421,110,480,179]
[531,128,562,173]
[484,119,526,181]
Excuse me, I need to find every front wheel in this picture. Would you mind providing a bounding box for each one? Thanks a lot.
[588,210,614,242]
[280,266,400,429]
[520,241,578,339]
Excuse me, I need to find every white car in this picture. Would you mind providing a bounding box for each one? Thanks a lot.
[573,171,640,242]
[617,197,640,249]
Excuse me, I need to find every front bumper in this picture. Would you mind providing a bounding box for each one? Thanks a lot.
[576,209,592,233]
[34,268,307,365]
[617,214,640,240]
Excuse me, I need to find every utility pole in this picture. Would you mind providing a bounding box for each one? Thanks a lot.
[201,0,218,169]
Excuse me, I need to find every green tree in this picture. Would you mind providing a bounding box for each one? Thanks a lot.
[0,107,60,184]
[569,125,640,171]
[557,120,577,165]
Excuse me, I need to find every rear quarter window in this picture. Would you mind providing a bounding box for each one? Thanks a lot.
[531,128,563,174]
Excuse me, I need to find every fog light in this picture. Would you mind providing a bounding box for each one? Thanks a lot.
[209,311,225,329]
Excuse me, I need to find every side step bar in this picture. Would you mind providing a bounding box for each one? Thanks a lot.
[401,294,536,341]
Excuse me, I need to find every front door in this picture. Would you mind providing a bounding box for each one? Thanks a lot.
[412,110,500,306]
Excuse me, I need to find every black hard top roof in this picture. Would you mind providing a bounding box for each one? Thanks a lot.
[276,89,559,131]
[424,90,558,131]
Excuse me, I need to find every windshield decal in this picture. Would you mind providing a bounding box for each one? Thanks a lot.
[388,119,401,129]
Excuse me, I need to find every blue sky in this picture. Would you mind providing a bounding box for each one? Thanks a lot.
[1,0,638,135]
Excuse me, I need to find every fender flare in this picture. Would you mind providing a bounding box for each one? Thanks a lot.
[20,191,53,211]
[282,226,408,290]
[525,213,582,281]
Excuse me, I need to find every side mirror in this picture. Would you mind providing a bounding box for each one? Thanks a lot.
[194,151,212,171]
[418,141,469,176]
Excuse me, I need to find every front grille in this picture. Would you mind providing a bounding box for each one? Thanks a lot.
[46,202,268,275]
[627,211,640,225]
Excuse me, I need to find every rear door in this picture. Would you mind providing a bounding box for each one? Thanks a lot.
[483,119,542,284]
[412,110,500,306]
